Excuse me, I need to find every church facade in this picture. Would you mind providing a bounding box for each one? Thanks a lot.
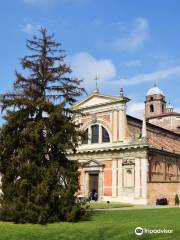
[70,86,180,205]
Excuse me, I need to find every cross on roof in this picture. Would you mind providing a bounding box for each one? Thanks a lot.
[94,76,100,93]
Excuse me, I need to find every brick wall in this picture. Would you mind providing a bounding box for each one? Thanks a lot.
[103,160,112,196]
[148,114,180,134]
[148,182,180,205]
[147,128,180,155]
[126,116,141,139]
[127,115,180,155]
[148,152,180,182]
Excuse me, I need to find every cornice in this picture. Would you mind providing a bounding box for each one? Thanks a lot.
[69,141,148,154]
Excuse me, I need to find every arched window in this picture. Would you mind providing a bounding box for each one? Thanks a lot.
[82,125,110,144]
[82,129,88,144]
[102,126,110,143]
[150,104,154,112]
[91,125,99,143]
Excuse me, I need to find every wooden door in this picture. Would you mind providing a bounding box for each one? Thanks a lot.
[89,173,99,192]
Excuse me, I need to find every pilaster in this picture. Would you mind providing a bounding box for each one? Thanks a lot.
[135,158,141,198]
[119,105,127,142]
[118,159,123,195]
[141,158,148,199]
[113,110,118,142]
[112,159,117,197]
[85,172,89,197]
[98,171,103,199]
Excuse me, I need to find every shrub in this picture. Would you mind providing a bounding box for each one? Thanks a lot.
[175,194,179,205]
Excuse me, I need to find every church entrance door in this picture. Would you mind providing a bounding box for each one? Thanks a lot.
[89,173,99,197]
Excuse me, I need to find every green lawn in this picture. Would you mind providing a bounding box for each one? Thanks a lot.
[0,208,179,240]
[89,201,133,209]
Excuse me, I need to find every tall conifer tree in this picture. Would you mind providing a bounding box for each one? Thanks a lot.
[0,28,86,224]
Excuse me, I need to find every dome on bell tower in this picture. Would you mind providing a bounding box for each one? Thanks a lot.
[146,84,164,96]
[145,84,166,119]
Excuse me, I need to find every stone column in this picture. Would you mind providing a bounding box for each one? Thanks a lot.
[135,158,141,198]
[85,172,89,197]
[113,110,118,142]
[82,170,85,196]
[141,158,148,199]
[118,159,123,195]
[110,112,113,143]
[98,171,103,199]
[142,114,147,139]
[112,159,117,197]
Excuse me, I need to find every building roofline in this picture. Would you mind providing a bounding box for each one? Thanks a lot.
[127,114,180,137]
[72,92,130,110]
[146,112,180,119]
[148,147,180,158]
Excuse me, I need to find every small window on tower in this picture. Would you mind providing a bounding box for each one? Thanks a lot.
[150,104,154,112]
[150,97,154,101]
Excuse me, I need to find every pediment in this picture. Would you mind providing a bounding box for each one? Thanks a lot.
[122,159,135,165]
[82,159,104,168]
[72,92,122,110]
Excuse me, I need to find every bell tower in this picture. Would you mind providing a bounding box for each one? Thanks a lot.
[145,84,166,119]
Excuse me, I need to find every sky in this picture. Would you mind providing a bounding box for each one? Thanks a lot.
[0,0,180,123]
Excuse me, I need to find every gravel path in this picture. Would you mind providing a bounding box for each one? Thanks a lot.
[94,205,180,211]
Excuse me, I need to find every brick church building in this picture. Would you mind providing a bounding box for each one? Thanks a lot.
[70,85,180,205]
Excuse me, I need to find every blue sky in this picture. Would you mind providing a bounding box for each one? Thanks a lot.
[0,0,180,122]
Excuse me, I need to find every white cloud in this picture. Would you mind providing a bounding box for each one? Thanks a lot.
[125,59,142,67]
[118,65,180,86]
[21,24,41,34]
[69,52,116,92]
[110,21,126,31]
[112,18,150,52]
[127,102,145,119]
[21,24,34,34]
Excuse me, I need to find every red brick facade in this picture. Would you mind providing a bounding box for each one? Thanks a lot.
[148,183,180,205]
[127,115,180,204]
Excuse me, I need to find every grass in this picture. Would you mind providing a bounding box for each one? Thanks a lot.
[88,201,133,209]
[0,208,179,240]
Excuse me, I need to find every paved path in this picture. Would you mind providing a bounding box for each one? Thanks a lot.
[94,205,180,211]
